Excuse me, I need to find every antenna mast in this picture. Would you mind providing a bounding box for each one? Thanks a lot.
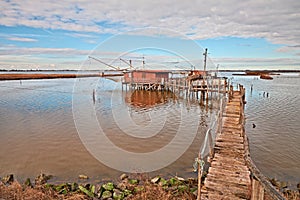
[203,48,208,72]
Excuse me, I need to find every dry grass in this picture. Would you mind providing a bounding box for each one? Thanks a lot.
[0,182,87,200]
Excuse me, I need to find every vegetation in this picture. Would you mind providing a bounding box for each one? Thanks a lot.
[0,174,198,200]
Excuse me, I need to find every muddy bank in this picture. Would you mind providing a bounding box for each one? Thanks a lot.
[0,73,123,80]
[0,173,198,200]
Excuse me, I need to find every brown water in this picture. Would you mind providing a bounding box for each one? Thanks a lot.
[0,77,217,183]
[1,74,299,187]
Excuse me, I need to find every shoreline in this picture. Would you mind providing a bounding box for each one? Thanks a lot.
[1,173,299,199]
[0,73,123,80]
[0,173,199,200]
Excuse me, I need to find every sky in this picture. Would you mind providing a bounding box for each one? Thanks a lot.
[0,0,300,70]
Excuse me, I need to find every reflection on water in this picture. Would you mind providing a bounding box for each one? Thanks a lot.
[0,77,213,183]
[125,90,175,109]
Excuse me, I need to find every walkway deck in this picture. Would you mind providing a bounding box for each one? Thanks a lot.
[202,90,252,200]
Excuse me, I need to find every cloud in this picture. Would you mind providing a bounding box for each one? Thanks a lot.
[212,57,300,68]
[0,0,299,48]
[0,45,89,56]
[277,45,300,53]
[8,37,37,42]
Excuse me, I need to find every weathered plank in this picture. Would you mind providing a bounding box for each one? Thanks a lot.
[202,90,251,200]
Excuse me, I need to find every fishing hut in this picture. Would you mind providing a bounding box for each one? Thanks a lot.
[122,69,228,101]
[122,49,228,101]
[122,70,170,90]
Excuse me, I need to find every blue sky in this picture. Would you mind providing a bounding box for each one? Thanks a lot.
[0,0,299,70]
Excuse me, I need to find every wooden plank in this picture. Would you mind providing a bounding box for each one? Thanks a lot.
[251,179,265,200]
[206,193,248,200]
[207,167,250,178]
[207,167,250,180]
[215,142,244,150]
[216,136,244,143]
[202,90,254,199]
[210,163,250,174]
[206,173,250,186]
[204,180,250,198]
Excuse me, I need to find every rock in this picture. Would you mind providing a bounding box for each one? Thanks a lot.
[269,178,280,188]
[71,182,78,192]
[297,183,300,192]
[128,179,139,185]
[78,174,89,179]
[2,174,14,185]
[166,186,178,192]
[280,181,288,189]
[44,183,54,189]
[58,188,68,195]
[90,185,96,194]
[35,173,52,185]
[123,189,132,196]
[187,178,197,185]
[117,182,127,191]
[175,176,185,182]
[134,186,144,193]
[120,173,128,180]
[79,185,94,198]
[159,178,168,187]
[102,190,112,199]
[178,185,188,192]
[95,185,104,198]
[83,183,90,189]
[151,176,160,184]
[102,182,114,191]
[24,178,32,187]
[113,189,124,200]
[169,177,180,186]
[54,184,68,192]
[282,188,293,197]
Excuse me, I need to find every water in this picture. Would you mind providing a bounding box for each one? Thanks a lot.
[0,77,216,183]
[0,73,299,186]
[226,72,300,186]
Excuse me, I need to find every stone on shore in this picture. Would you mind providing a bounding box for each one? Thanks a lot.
[24,178,32,187]
[1,174,14,185]
[102,182,114,191]
[78,174,89,179]
[102,190,112,199]
[35,173,52,185]
[151,176,160,184]
[120,173,128,180]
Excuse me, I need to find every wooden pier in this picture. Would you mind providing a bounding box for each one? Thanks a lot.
[201,86,285,200]
[122,70,228,101]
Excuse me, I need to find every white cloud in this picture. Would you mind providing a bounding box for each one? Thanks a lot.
[8,37,37,42]
[0,46,89,56]
[1,0,300,69]
[0,0,299,48]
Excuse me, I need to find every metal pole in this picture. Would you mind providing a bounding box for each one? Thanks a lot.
[203,48,208,72]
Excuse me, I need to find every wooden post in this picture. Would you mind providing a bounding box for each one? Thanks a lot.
[92,89,96,104]
[197,153,202,200]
